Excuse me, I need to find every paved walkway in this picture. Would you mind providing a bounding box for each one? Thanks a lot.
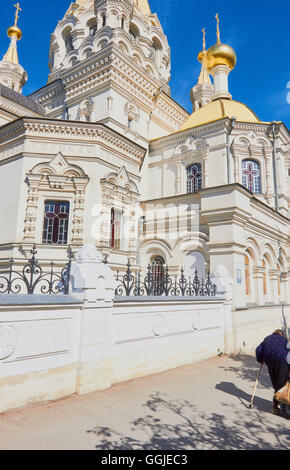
[0,355,289,450]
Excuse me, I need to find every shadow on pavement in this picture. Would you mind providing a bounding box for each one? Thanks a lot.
[87,389,289,450]
[215,381,271,411]
[218,354,273,389]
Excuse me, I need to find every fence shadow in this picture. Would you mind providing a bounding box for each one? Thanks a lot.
[87,390,289,450]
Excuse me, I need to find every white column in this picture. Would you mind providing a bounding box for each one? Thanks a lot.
[70,244,117,394]
[211,265,234,354]
[211,65,232,100]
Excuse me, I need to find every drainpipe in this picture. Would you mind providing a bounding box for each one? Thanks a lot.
[227,116,236,184]
[270,121,279,212]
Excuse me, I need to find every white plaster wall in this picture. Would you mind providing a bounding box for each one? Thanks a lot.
[231,304,290,355]
[111,299,225,383]
[0,158,23,244]
[0,299,82,413]
[0,295,227,413]
[0,291,289,414]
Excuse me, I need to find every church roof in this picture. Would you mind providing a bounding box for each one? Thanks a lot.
[0,84,46,116]
[197,65,212,85]
[180,98,260,131]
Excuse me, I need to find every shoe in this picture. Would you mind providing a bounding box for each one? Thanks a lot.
[271,407,281,416]
[280,404,290,419]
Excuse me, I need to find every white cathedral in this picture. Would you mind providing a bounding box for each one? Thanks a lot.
[0,0,289,311]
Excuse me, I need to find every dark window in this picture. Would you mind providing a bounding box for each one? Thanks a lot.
[151,256,165,295]
[187,163,202,193]
[110,208,121,249]
[43,201,70,245]
[65,34,74,53]
[90,25,98,36]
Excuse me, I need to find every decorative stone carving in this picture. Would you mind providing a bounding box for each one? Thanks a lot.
[24,152,89,244]
[192,312,201,331]
[71,243,117,302]
[99,166,140,250]
[0,325,18,360]
[75,244,103,263]
[152,314,165,337]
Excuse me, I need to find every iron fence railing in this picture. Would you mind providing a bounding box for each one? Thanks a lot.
[0,245,72,295]
[0,250,217,298]
[115,261,217,297]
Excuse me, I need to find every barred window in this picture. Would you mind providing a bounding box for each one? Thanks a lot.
[187,163,202,193]
[110,208,122,249]
[151,256,165,296]
[242,160,261,193]
[43,201,70,245]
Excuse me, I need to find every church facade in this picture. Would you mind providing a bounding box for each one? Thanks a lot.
[0,0,289,311]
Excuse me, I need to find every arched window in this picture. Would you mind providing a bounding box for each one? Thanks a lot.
[110,208,122,249]
[88,18,98,36]
[262,258,267,295]
[245,255,250,295]
[277,263,281,296]
[84,49,93,59]
[129,23,139,42]
[151,38,162,64]
[277,257,282,296]
[121,17,125,29]
[63,28,74,53]
[151,256,165,295]
[102,14,106,27]
[242,160,261,193]
[187,163,202,193]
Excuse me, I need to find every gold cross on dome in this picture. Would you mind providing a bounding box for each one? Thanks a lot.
[201,27,206,51]
[215,13,221,43]
[14,2,22,27]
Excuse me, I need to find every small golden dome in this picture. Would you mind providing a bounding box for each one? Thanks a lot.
[7,25,22,40]
[197,49,206,63]
[205,42,236,73]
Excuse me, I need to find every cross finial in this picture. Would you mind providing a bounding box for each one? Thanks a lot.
[14,2,22,27]
[215,13,221,43]
[201,27,206,51]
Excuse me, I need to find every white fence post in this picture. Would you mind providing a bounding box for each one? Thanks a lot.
[211,265,234,355]
[70,244,117,394]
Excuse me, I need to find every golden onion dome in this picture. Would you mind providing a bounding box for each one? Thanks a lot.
[197,49,206,64]
[205,42,237,73]
[7,25,22,40]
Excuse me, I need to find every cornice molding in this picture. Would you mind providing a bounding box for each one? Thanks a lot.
[0,118,146,164]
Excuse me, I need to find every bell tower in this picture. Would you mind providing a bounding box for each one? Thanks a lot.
[0,2,28,93]
[29,0,188,140]
[190,28,213,111]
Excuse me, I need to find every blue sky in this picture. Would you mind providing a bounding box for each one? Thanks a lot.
[1,0,289,128]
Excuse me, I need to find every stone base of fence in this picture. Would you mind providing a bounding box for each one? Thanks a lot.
[0,245,288,414]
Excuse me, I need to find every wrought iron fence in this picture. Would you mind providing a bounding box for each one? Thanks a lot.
[115,261,217,297]
[0,245,73,295]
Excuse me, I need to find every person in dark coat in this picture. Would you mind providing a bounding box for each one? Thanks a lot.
[256,329,290,417]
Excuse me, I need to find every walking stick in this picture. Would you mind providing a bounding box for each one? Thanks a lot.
[249,363,263,409]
